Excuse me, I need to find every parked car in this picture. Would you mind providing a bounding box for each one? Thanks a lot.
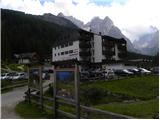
[0,72,18,80]
[0,73,10,80]
[150,67,159,74]
[88,68,97,77]
[104,69,115,79]
[7,72,16,80]
[138,68,151,74]
[127,68,141,75]
[80,70,90,79]
[94,68,104,77]
[42,72,50,80]
[12,72,28,80]
[114,69,133,76]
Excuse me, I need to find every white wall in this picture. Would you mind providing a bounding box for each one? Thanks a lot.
[18,59,30,64]
[93,34,103,63]
[52,41,80,62]
[114,44,120,60]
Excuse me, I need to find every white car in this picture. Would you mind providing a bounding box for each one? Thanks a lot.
[123,69,134,74]
[12,72,28,80]
[139,68,151,74]
[0,73,10,80]
[104,69,115,79]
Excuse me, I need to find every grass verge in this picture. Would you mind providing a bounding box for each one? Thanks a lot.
[94,99,159,118]
[15,101,53,119]
[81,75,159,100]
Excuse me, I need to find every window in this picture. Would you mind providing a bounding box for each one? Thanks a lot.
[65,51,68,54]
[64,44,68,47]
[69,50,73,53]
[92,42,94,47]
[92,57,94,62]
[61,52,64,55]
[92,50,94,55]
[55,54,56,56]
[68,42,73,46]
[61,44,64,48]
[58,53,60,56]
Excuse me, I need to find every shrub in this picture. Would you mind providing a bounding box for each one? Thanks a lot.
[80,87,106,105]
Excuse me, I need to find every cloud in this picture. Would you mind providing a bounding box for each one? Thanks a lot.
[0,0,159,42]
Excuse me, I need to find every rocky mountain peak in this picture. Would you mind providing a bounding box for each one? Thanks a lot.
[56,14,139,52]
[133,30,159,55]
[103,16,113,25]
[57,12,65,17]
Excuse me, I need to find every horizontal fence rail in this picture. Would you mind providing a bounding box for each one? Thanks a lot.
[1,80,28,91]
[25,63,141,119]
[25,92,134,119]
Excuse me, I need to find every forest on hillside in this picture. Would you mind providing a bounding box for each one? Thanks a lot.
[1,9,78,61]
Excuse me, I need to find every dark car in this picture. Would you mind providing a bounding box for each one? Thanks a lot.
[80,71,90,79]
[94,68,104,77]
[114,69,133,76]
[127,68,141,75]
[138,68,151,74]
[150,67,159,74]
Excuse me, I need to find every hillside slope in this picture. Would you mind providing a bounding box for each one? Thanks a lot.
[1,9,78,61]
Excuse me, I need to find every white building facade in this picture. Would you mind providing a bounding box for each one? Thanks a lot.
[52,30,127,64]
[52,41,80,61]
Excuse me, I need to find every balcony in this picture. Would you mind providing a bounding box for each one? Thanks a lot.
[79,47,90,51]
[103,41,115,48]
[118,52,126,58]
[103,50,115,56]
[117,44,126,51]
[79,35,92,41]
[79,51,91,56]
[80,57,91,62]
[79,32,93,41]
[79,42,91,48]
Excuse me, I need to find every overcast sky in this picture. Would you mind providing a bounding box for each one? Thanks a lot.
[0,0,159,42]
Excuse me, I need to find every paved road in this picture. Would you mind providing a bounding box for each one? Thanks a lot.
[1,86,27,119]
[1,80,53,119]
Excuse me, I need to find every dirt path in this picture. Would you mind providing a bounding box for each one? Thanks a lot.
[1,86,27,119]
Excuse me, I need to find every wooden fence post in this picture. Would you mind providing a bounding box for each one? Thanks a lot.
[27,67,31,103]
[53,65,57,118]
[39,66,43,109]
[75,63,80,118]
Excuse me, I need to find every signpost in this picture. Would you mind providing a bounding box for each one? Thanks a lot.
[27,66,43,109]
[53,60,80,118]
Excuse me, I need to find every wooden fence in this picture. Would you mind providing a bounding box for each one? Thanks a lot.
[25,91,134,119]
[26,61,135,119]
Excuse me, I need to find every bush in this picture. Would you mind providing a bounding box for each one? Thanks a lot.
[8,64,21,71]
[80,87,106,105]
[44,84,54,97]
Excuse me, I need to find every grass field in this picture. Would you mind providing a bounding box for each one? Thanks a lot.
[16,74,159,118]
[95,99,159,118]
[81,75,159,100]
[15,101,53,119]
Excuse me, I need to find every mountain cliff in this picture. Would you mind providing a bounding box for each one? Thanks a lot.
[58,14,136,52]
[133,29,159,56]
[84,17,136,52]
